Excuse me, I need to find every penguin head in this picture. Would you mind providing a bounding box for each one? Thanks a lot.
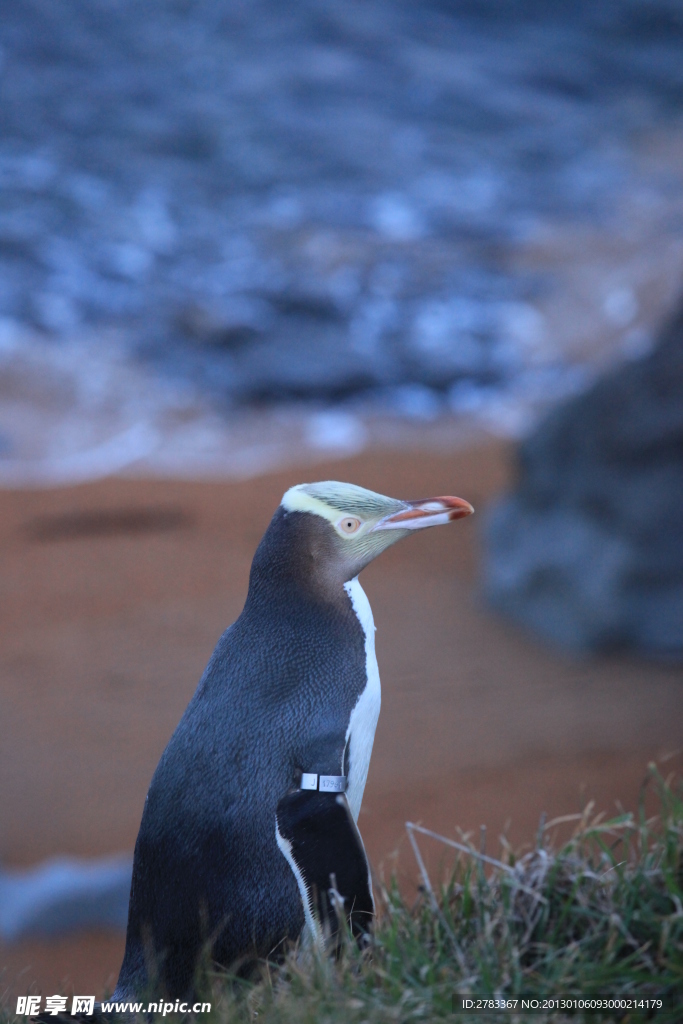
[278,480,474,583]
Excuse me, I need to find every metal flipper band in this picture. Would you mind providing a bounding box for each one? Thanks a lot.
[300,773,348,793]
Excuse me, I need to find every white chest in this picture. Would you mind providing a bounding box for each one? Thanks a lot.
[343,577,381,822]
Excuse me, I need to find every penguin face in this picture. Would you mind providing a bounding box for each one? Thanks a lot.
[281,481,474,582]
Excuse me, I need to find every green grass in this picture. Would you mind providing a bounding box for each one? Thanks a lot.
[3,767,682,1023]
[204,766,683,1023]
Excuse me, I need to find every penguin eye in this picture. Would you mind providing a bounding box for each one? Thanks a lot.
[338,516,361,535]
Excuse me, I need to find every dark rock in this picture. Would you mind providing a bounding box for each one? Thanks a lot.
[266,289,346,324]
[176,295,273,349]
[0,855,132,941]
[232,324,381,402]
[483,301,683,659]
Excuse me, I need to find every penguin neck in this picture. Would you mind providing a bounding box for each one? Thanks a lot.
[245,507,352,610]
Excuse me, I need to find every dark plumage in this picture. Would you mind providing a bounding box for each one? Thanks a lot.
[114,482,473,998]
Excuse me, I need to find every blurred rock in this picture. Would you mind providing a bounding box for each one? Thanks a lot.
[409,298,490,383]
[368,193,426,241]
[0,855,132,941]
[177,295,273,349]
[387,383,443,420]
[484,300,683,659]
[232,326,380,401]
[304,409,367,453]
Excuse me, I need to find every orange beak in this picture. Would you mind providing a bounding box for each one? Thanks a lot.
[373,495,474,531]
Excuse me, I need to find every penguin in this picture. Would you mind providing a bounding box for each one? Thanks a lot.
[114,481,473,998]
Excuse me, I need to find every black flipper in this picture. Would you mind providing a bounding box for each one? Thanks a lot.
[275,790,374,945]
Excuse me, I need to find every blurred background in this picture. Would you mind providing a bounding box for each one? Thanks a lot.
[1,0,682,1002]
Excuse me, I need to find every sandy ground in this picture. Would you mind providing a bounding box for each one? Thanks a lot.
[1,438,682,1000]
